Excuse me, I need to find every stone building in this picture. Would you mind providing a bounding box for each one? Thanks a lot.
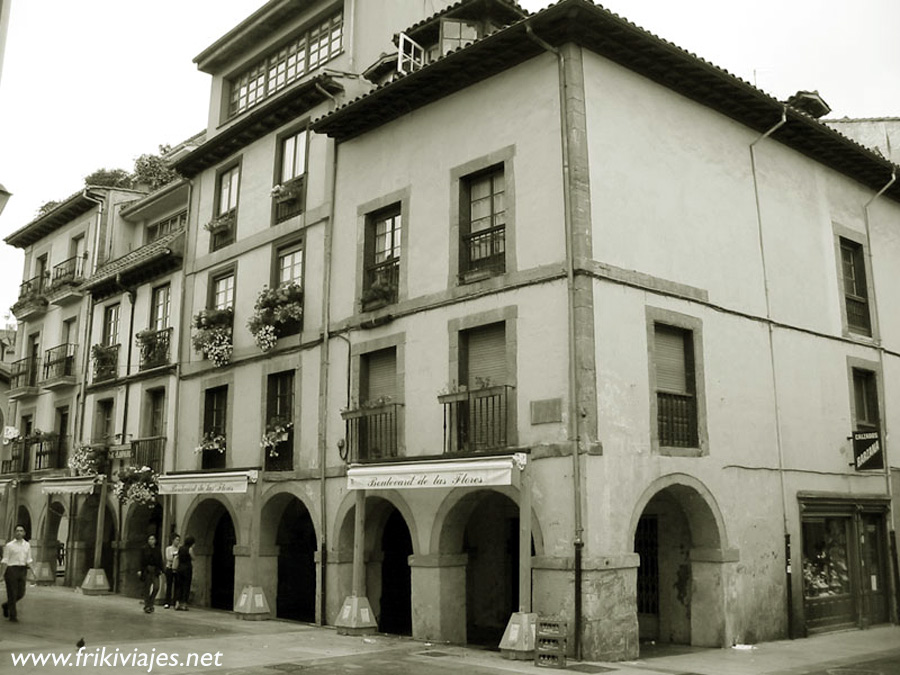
[2,0,898,662]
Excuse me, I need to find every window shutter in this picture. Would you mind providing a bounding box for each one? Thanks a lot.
[465,323,506,387]
[655,325,688,393]
[364,349,397,402]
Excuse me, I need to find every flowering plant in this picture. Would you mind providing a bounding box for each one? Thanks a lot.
[360,275,398,308]
[67,444,106,477]
[270,181,303,203]
[247,283,303,352]
[135,328,170,367]
[191,307,233,367]
[260,417,293,458]
[195,431,226,454]
[203,211,235,234]
[113,466,159,507]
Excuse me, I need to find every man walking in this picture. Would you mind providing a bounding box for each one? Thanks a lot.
[1,525,33,622]
[139,534,164,613]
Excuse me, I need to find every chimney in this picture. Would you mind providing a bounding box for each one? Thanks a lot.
[786,90,831,119]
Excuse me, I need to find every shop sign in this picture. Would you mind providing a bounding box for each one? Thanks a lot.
[853,431,883,471]
[158,470,258,495]
[40,477,98,495]
[347,455,525,491]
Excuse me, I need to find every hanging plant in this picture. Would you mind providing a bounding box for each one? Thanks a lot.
[191,307,234,367]
[260,417,293,458]
[113,466,159,507]
[247,283,303,352]
[194,431,226,454]
[67,444,106,478]
[203,211,235,234]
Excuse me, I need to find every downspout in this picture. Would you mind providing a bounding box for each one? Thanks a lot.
[526,24,584,659]
[316,87,339,626]
[345,0,357,73]
[862,170,898,623]
[749,107,793,637]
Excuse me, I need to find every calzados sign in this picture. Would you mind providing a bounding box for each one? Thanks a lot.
[853,430,883,471]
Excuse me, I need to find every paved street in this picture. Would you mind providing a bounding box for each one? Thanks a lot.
[0,585,898,674]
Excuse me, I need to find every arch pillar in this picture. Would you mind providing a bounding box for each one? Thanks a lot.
[690,547,740,647]
[409,553,468,643]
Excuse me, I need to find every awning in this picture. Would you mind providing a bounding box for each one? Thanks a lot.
[41,477,98,495]
[158,470,258,495]
[348,454,525,491]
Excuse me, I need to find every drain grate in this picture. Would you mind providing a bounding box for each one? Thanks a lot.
[417,650,451,658]
[567,666,617,674]
[264,664,306,673]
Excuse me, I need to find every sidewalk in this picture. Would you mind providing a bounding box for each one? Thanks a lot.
[2,584,898,674]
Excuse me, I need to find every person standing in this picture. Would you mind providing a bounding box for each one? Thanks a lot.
[1,525,33,622]
[163,533,180,609]
[174,535,195,611]
[139,534,164,614]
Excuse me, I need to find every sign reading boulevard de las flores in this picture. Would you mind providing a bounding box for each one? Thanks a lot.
[852,430,884,471]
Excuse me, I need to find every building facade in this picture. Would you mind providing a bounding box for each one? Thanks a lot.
[2,0,898,663]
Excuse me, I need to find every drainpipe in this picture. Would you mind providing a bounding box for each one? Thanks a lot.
[749,106,793,638]
[316,107,340,626]
[526,24,584,659]
[862,170,898,623]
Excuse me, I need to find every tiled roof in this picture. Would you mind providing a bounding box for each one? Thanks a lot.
[84,230,185,295]
[313,0,900,203]
[397,0,530,44]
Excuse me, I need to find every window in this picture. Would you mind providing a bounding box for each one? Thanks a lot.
[274,130,308,223]
[212,165,240,251]
[147,211,186,244]
[840,238,871,336]
[265,371,295,471]
[102,304,120,345]
[94,399,114,443]
[277,243,304,287]
[280,129,307,185]
[852,369,879,431]
[461,166,506,276]
[211,272,235,311]
[147,389,166,437]
[440,19,480,55]
[151,284,171,330]
[343,346,402,461]
[362,205,401,309]
[227,12,343,118]
[62,317,77,345]
[202,386,228,470]
[653,324,698,449]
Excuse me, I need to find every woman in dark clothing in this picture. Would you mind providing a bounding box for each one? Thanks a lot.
[139,534,164,614]
[175,535,195,611]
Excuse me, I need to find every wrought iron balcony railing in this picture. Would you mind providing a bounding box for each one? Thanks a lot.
[92,344,120,382]
[263,429,294,472]
[131,436,165,473]
[11,356,41,390]
[657,391,698,448]
[1,440,27,474]
[341,403,402,462]
[51,255,86,287]
[43,343,77,382]
[17,273,49,301]
[137,327,173,370]
[33,434,68,471]
[440,385,513,455]
[361,258,399,310]
[463,225,505,275]
[273,175,305,224]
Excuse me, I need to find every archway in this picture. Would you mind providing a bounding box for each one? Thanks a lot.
[631,478,729,649]
[211,513,236,610]
[182,498,237,610]
[273,497,317,621]
[43,500,68,580]
[120,503,163,597]
[379,508,413,635]
[76,496,116,587]
[15,504,32,539]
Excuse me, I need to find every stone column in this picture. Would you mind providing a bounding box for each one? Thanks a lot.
[334,490,377,633]
[690,547,739,647]
[408,553,468,644]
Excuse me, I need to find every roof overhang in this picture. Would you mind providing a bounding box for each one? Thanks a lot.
[4,191,96,249]
[84,231,185,299]
[174,75,344,177]
[313,0,900,203]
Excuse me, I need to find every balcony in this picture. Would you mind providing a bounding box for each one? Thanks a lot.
[263,427,294,473]
[461,225,505,281]
[2,440,28,474]
[9,357,41,399]
[341,403,402,462]
[33,434,68,471]
[92,344,120,383]
[131,436,165,473]
[657,391,698,448]
[11,273,49,320]
[42,343,77,389]
[47,255,87,305]
[273,176,305,224]
[361,259,399,311]
[439,385,513,455]
[136,327,173,371]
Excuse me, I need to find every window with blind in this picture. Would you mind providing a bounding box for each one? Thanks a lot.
[852,369,879,430]
[840,238,871,336]
[654,323,698,448]
[202,386,228,470]
[455,322,510,452]
[362,348,397,405]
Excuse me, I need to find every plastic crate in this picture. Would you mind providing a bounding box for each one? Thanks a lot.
[535,651,567,669]
[537,620,567,637]
[537,635,567,653]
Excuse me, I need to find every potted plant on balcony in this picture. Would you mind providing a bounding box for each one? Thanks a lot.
[113,465,159,507]
[68,443,106,478]
[191,307,233,367]
[135,328,169,367]
[203,211,235,235]
[270,182,303,204]
[360,276,397,310]
[247,283,304,352]
[260,417,293,458]
[194,431,226,454]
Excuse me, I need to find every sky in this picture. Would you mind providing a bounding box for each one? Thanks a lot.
[0,0,898,323]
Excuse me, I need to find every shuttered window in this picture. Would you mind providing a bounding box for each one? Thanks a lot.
[464,322,506,387]
[654,324,697,447]
[853,369,879,429]
[363,348,396,404]
[840,239,871,336]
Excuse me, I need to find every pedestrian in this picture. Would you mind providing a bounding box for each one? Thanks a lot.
[174,535,195,611]
[1,525,33,622]
[139,534,164,614]
[163,533,180,609]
